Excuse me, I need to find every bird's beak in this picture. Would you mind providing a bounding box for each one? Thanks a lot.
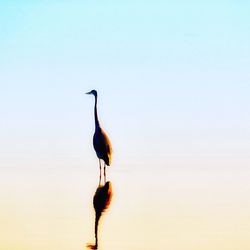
[85,91,91,95]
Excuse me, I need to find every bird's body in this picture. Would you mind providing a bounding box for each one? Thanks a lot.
[86,90,112,183]
[93,127,112,166]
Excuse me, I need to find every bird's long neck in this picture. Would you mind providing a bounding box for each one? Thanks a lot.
[94,95,100,129]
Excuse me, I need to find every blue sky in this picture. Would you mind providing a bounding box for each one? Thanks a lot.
[0,0,249,171]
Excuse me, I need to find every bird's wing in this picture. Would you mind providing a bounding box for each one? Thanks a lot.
[103,132,112,155]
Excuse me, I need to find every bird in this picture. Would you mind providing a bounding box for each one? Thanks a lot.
[86,90,112,184]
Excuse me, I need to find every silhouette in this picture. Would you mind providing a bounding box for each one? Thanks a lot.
[86,181,113,249]
[86,90,112,184]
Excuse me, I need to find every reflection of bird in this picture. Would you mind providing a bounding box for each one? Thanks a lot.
[87,181,113,249]
[86,90,112,184]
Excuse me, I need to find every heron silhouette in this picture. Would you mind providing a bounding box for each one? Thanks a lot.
[86,90,112,184]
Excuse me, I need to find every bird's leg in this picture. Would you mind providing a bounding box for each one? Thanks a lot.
[99,159,102,186]
[104,164,106,183]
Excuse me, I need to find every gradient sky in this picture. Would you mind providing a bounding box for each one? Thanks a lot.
[0,1,250,249]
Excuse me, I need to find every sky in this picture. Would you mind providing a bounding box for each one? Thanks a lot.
[0,1,250,250]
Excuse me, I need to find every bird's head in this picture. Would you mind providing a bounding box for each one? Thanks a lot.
[86,89,97,97]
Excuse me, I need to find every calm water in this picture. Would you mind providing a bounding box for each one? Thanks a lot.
[0,164,249,250]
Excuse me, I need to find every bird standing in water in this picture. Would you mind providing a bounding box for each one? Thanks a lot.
[86,90,112,184]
